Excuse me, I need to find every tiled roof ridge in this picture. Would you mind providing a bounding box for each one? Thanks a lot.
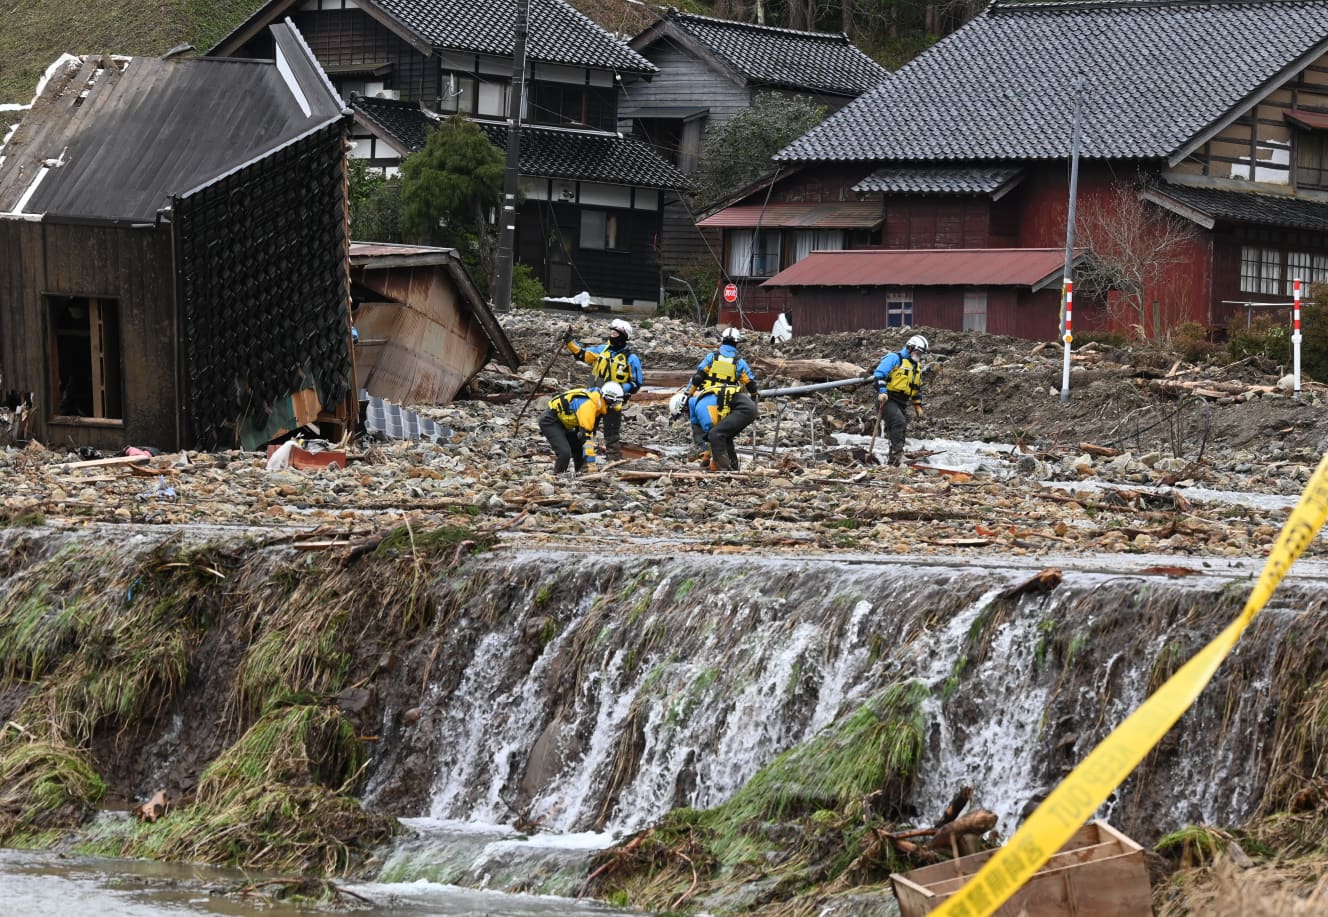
[989,0,1321,13]
[665,6,850,42]
[470,115,623,139]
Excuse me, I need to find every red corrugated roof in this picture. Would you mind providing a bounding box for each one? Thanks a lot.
[696,201,884,228]
[762,248,1068,288]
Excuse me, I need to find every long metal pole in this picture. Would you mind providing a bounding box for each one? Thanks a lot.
[1294,277,1303,398]
[1060,76,1085,403]
[492,0,529,313]
[756,376,871,398]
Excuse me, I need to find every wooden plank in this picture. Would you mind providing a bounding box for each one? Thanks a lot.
[56,454,150,470]
[891,822,1151,917]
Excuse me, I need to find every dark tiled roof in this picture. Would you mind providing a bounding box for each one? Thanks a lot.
[853,166,1024,195]
[354,95,432,150]
[375,0,654,73]
[474,120,689,189]
[350,97,688,189]
[662,9,887,96]
[778,0,1328,163]
[1150,181,1328,233]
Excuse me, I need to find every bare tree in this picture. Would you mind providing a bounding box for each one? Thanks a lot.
[1074,181,1200,338]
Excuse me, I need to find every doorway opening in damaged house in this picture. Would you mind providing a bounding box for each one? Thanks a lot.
[48,294,123,421]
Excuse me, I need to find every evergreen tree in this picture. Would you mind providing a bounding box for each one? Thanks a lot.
[400,115,505,292]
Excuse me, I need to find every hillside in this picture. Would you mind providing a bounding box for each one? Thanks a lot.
[0,0,267,104]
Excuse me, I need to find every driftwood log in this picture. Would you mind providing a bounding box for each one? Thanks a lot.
[885,786,996,867]
[751,357,867,382]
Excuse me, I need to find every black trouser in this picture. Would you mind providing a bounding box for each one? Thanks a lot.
[690,421,707,452]
[708,393,757,470]
[602,401,624,454]
[882,396,909,460]
[539,408,585,472]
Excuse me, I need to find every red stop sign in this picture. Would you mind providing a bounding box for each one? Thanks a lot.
[722,283,738,303]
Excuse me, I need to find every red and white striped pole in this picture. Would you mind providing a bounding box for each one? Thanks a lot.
[1060,279,1074,401]
[1293,277,1303,398]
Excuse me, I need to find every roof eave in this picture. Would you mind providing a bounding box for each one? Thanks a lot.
[1141,188,1216,230]
[1169,37,1328,168]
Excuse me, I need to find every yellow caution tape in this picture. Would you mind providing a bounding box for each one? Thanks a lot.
[932,452,1328,917]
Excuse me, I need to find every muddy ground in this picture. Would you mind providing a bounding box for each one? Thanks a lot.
[2,309,1326,563]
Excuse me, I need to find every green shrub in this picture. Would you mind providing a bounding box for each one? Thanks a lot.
[511,262,547,310]
[1301,296,1328,383]
[1228,314,1290,363]
[1170,321,1217,364]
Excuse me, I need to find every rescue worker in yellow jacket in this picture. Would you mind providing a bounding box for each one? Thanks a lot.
[684,328,758,470]
[539,383,623,474]
[872,334,928,467]
[564,318,642,460]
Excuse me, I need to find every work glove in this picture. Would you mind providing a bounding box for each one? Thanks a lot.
[877,392,889,405]
[914,404,925,420]
[562,327,575,345]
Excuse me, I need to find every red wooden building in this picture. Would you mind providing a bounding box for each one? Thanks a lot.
[702,0,1328,340]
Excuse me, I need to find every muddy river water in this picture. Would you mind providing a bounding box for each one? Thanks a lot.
[0,849,630,916]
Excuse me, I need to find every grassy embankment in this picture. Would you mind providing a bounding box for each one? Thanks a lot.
[0,0,264,105]
[0,520,489,881]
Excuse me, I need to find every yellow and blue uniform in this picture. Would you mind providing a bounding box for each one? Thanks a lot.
[567,337,641,456]
[686,343,758,471]
[538,388,607,473]
[872,346,924,466]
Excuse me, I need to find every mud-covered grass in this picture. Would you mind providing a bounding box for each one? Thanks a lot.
[584,682,928,913]
[0,523,490,874]
[0,725,105,845]
[84,703,397,874]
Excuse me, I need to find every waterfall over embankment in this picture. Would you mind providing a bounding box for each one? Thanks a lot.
[3,524,1327,898]
[363,545,1328,846]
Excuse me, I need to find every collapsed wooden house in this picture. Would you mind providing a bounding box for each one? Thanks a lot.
[0,23,355,452]
[349,241,520,405]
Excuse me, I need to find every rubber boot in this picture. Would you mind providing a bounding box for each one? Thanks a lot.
[887,446,903,467]
[604,444,623,461]
[712,450,732,471]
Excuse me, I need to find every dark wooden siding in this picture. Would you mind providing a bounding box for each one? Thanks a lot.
[659,200,719,286]
[517,201,663,304]
[231,9,439,105]
[625,42,751,126]
[0,219,178,450]
[884,199,992,248]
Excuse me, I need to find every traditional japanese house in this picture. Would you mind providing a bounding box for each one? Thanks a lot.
[626,8,887,296]
[0,23,354,452]
[212,0,689,312]
[704,0,1328,340]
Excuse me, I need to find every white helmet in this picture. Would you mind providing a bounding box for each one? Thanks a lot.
[609,318,632,340]
[905,334,929,354]
[669,391,689,418]
[600,381,625,405]
[721,327,742,345]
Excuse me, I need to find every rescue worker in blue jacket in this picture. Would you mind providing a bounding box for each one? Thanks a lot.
[684,328,758,471]
[872,334,928,467]
[564,318,642,460]
[539,382,623,474]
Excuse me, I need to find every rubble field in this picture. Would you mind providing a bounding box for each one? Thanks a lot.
[4,309,1326,563]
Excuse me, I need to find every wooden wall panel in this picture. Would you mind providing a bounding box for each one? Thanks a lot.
[36,222,178,450]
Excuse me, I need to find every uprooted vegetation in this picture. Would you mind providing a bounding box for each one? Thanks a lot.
[0,522,493,874]
[582,682,933,912]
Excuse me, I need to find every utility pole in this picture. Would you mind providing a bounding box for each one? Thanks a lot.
[1060,76,1085,403]
[492,0,529,313]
